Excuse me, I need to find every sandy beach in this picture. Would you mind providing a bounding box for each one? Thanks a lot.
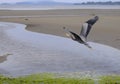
[0,9,120,49]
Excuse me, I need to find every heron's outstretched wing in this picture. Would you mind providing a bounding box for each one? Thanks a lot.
[69,31,81,41]
[80,16,99,39]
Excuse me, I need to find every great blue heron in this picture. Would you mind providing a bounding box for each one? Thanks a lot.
[63,16,99,48]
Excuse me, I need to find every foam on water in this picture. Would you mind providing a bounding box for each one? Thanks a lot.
[0,22,120,77]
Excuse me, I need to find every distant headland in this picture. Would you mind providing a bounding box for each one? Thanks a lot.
[0,1,120,5]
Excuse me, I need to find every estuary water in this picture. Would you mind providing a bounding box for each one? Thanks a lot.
[0,22,120,77]
[0,5,120,10]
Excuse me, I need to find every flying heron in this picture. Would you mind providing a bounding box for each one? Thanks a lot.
[63,16,99,48]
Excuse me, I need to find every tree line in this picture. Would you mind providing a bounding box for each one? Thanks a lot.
[74,1,120,5]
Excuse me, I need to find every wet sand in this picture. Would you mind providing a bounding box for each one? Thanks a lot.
[0,54,12,63]
[0,55,8,63]
[0,9,120,49]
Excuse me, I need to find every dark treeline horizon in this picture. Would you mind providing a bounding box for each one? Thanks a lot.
[0,1,120,5]
[74,1,120,5]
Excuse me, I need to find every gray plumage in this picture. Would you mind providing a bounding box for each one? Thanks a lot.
[63,16,99,48]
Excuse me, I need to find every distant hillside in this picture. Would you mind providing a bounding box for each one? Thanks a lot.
[74,1,120,5]
[1,1,120,5]
[0,1,71,5]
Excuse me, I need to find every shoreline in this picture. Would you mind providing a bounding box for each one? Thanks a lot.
[0,9,120,49]
[0,55,8,63]
[0,5,120,10]
[0,22,120,77]
[0,54,12,63]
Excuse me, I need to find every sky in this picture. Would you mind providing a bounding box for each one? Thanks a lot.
[0,0,120,4]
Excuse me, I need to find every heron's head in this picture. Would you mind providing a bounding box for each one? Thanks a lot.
[63,27,71,37]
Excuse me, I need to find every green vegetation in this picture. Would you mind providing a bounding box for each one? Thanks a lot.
[0,73,93,84]
[0,73,120,84]
[99,75,120,84]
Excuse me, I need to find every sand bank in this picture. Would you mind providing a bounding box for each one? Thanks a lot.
[0,9,120,49]
[0,55,8,63]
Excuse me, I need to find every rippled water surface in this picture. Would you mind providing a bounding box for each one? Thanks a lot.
[0,22,120,77]
[0,5,120,10]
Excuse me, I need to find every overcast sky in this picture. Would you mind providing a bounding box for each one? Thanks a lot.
[0,0,120,3]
